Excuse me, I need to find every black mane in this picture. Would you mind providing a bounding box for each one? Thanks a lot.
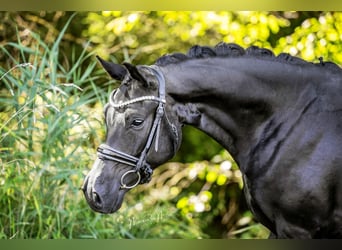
[155,42,341,73]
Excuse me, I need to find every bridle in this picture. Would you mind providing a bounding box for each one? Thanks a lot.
[96,65,178,190]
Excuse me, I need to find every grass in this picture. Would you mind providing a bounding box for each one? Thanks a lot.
[0,17,269,239]
[1,17,100,239]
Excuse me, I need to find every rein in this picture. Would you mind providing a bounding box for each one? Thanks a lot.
[97,66,177,189]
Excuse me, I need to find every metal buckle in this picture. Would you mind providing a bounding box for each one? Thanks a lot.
[120,170,141,190]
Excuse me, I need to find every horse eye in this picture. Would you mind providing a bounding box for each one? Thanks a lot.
[131,119,144,127]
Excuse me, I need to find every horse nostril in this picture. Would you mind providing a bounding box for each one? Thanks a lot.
[92,192,103,207]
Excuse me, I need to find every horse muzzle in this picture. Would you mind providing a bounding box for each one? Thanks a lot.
[81,158,133,214]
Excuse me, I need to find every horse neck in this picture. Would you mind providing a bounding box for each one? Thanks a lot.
[161,57,325,166]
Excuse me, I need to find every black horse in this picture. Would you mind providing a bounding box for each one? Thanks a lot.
[82,42,342,238]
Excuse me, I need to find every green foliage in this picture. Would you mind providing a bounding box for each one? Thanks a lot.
[275,12,342,63]
[84,11,342,66]
[83,11,290,64]
[172,126,222,163]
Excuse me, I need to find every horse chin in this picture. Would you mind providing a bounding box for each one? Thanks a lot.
[83,184,127,214]
[104,192,126,214]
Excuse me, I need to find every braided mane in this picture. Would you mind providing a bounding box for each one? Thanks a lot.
[155,42,341,73]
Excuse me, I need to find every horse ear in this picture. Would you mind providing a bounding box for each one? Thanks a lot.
[96,55,127,81]
[123,62,149,87]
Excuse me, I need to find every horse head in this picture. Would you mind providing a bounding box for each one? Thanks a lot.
[82,56,181,213]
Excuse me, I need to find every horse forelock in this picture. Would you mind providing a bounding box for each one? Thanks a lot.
[155,42,341,73]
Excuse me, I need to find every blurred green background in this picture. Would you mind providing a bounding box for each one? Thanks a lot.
[1,11,342,239]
